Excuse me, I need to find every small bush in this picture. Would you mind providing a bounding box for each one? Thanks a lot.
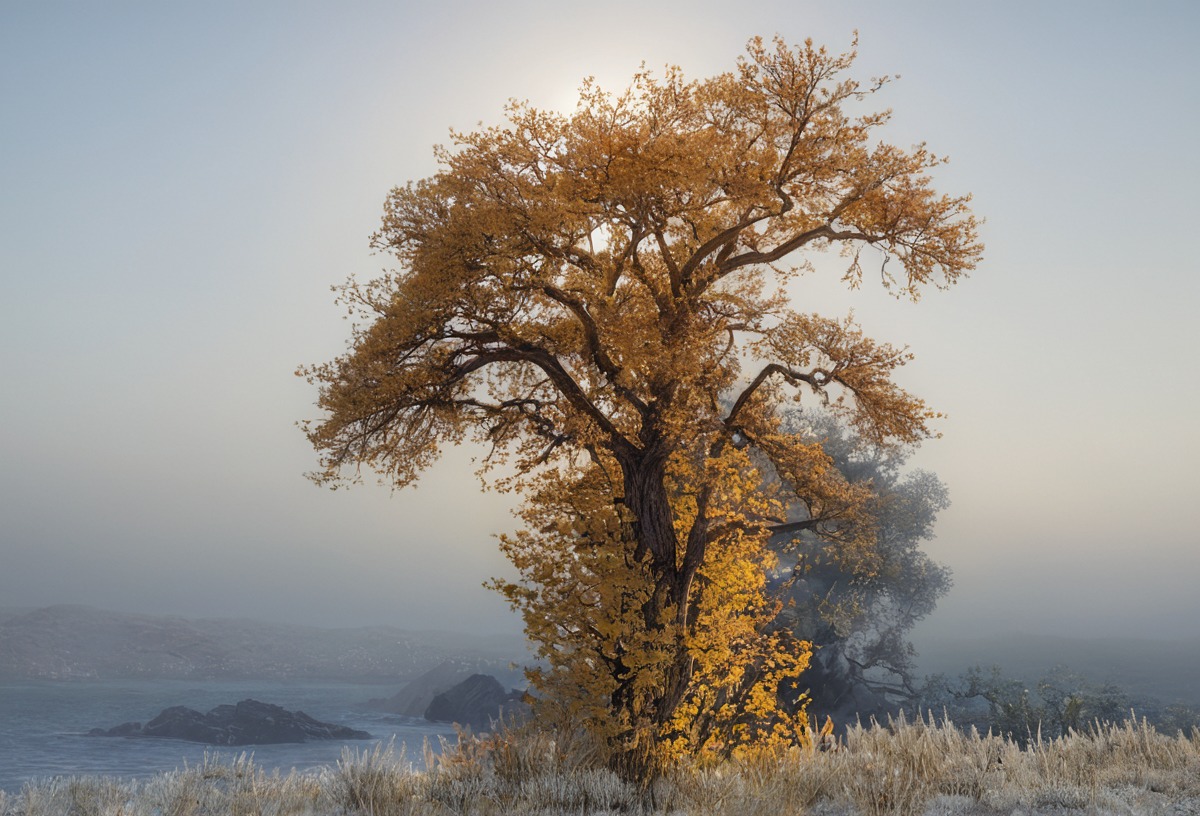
[331,740,423,815]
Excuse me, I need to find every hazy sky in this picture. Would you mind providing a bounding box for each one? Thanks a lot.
[2,1,1198,643]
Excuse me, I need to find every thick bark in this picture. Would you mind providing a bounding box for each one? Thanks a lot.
[617,449,677,576]
[612,443,709,745]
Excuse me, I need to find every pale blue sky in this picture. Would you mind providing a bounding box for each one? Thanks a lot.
[2,1,1198,641]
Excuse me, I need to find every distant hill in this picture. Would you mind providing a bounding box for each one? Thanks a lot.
[914,631,1200,705]
[0,605,527,682]
[0,607,33,626]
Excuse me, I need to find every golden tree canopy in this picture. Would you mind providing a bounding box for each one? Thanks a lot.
[302,35,980,778]
[304,35,979,490]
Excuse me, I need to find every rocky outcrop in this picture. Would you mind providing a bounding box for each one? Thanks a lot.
[424,674,526,730]
[89,699,371,745]
[367,660,479,716]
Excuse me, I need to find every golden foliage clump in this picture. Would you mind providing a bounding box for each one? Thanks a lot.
[493,446,811,776]
[301,35,980,782]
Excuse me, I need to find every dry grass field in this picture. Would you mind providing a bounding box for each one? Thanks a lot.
[3,714,1199,815]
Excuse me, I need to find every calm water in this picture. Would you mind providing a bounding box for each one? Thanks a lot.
[0,680,458,793]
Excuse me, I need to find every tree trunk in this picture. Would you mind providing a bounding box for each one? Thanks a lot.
[611,446,706,777]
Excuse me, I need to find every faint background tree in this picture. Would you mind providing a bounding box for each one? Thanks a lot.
[769,410,952,726]
[913,664,1200,746]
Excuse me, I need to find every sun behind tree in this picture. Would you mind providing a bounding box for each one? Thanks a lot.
[301,35,981,782]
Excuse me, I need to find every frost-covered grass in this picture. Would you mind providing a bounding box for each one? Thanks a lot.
[5,715,1200,815]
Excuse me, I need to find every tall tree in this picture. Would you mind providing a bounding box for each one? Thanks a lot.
[301,36,981,778]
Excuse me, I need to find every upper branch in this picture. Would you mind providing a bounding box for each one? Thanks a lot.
[539,284,651,418]
[459,344,641,458]
[724,362,827,429]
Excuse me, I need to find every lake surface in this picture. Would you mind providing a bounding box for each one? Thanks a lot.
[0,679,458,793]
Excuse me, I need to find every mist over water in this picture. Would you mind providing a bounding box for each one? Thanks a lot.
[0,680,454,794]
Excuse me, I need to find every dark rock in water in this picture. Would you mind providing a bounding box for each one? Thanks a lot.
[365,658,529,716]
[368,660,479,717]
[97,720,143,737]
[424,673,526,730]
[89,699,370,745]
